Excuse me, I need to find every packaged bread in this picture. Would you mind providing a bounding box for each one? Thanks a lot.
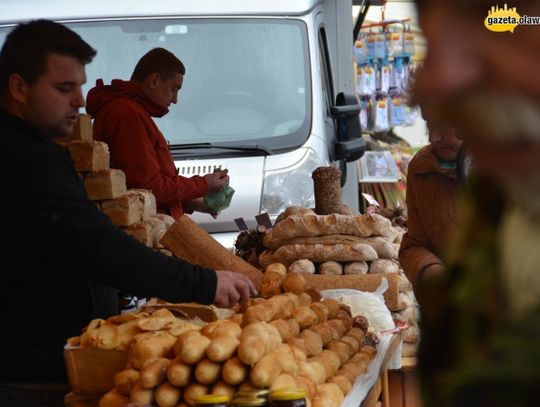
[161,215,263,287]
[259,243,378,267]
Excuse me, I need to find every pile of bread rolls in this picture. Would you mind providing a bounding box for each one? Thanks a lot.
[98,293,379,407]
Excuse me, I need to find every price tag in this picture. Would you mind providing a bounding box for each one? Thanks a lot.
[362,193,380,207]
[234,218,249,231]
[255,213,273,229]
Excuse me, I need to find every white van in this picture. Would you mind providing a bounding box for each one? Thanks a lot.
[0,0,365,247]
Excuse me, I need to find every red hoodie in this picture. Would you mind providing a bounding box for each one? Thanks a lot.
[86,79,208,219]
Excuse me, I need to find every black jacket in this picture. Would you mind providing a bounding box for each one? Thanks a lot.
[0,109,217,382]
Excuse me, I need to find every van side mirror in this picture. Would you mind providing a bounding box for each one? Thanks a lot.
[330,92,366,162]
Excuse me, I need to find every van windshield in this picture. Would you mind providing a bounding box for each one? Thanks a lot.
[0,19,311,155]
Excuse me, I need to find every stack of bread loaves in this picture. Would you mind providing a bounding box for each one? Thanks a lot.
[62,114,175,254]
[259,206,403,275]
[84,293,379,407]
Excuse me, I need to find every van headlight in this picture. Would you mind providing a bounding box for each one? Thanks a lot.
[261,148,327,216]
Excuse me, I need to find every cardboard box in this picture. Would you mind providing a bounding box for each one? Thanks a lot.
[64,348,128,394]
[64,302,219,394]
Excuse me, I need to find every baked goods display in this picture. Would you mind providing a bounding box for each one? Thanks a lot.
[86,293,379,407]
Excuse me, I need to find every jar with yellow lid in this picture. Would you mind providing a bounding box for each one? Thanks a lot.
[231,397,268,407]
[235,389,270,400]
[195,394,229,407]
[268,388,306,407]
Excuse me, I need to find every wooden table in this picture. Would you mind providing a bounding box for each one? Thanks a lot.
[387,356,423,407]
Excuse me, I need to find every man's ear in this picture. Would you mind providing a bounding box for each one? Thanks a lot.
[147,73,161,89]
[8,73,30,104]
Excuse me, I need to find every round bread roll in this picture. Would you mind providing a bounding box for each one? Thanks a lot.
[282,273,307,294]
[343,261,369,275]
[319,261,343,275]
[288,259,316,274]
[265,263,288,280]
[369,259,399,274]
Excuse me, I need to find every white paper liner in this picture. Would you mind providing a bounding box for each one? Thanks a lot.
[341,334,399,407]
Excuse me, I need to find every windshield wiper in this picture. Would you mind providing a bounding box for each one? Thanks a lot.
[170,142,273,155]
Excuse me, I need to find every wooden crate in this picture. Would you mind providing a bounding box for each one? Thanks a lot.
[64,348,128,394]
[64,392,102,407]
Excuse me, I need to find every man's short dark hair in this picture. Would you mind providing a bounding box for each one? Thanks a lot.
[131,48,186,83]
[0,19,96,97]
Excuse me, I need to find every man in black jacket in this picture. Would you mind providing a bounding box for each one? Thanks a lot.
[0,19,256,399]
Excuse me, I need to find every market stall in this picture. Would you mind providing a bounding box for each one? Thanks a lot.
[62,122,418,406]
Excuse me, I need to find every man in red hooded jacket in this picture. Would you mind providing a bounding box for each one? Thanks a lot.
[86,47,228,219]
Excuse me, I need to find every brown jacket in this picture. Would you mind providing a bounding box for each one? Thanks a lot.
[399,145,460,288]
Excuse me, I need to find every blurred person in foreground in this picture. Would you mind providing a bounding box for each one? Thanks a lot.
[0,19,255,403]
[413,0,540,406]
[399,113,463,290]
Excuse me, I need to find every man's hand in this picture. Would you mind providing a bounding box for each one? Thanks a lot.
[214,269,257,308]
[204,169,229,192]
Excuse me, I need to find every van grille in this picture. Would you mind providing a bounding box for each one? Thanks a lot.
[177,163,227,176]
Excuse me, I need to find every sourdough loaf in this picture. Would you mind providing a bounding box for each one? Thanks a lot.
[265,234,394,259]
[263,214,391,246]
[259,243,378,267]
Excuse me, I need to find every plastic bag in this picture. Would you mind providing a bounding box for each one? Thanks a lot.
[203,184,235,213]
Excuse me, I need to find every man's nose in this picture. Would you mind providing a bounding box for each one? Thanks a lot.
[171,92,178,105]
[72,88,85,108]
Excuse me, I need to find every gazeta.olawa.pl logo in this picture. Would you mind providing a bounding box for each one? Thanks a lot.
[485,4,540,33]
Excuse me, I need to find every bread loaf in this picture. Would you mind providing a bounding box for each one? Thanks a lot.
[276,206,316,223]
[265,235,395,259]
[102,192,143,227]
[130,189,157,220]
[57,113,93,143]
[68,140,110,173]
[85,169,127,200]
[263,213,391,245]
[123,220,153,247]
[160,215,263,287]
[259,243,378,267]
